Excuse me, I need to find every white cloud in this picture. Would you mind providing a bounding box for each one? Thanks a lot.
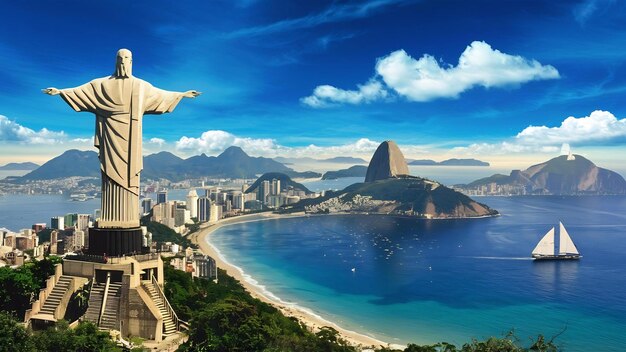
[453,110,626,155]
[293,138,381,156]
[148,137,166,146]
[302,41,559,107]
[301,80,388,107]
[174,131,431,161]
[0,115,66,144]
[176,130,279,155]
[71,137,93,144]
[515,110,626,145]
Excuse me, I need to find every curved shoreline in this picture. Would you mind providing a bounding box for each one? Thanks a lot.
[191,212,404,349]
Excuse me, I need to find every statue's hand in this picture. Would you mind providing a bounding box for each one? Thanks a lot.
[42,87,61,96]
[183,90,201,98]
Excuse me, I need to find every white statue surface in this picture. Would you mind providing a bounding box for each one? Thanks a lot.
[44,49,200,229]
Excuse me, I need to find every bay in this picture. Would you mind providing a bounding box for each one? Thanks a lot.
[209,196,626,351]
[0,194,100,231]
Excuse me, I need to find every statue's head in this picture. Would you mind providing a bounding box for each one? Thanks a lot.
[114,49,133,78]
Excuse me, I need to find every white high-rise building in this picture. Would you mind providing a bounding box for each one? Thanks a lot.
[186,190,199,218]
[270,179,281,196]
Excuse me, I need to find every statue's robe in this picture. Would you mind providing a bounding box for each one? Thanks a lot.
[60,76,183,228]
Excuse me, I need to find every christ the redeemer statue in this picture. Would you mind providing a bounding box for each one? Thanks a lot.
[44,49,199,241]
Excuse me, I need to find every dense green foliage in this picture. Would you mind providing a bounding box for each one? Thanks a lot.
[140,213,196,248]
[0,312,119,352]
[0,256,61,318]
[32,320,121,351]
[164,264,356,352]
[0,311,34,352]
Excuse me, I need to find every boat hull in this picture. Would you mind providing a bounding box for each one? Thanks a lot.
[532,254,581,260]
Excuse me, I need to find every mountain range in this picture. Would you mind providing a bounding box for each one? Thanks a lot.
[20,150,100,180]
[409,158,490,166]
[15,147,321,182]
[463,154,626,195]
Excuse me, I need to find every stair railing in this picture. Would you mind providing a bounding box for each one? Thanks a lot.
[150,275,188,331]
[98,272,111,327]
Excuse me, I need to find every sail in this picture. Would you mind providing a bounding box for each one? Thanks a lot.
[532,227,555,256]
[559,222,579,255]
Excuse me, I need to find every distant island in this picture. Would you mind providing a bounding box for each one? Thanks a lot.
[0,162,39,171]
[458,154,626,195]
[321,165,368,180]
[274,156,368,164]
[289,141,498,219]
[409,158,490,166]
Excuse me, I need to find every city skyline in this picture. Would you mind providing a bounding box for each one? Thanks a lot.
[1,1,626,171]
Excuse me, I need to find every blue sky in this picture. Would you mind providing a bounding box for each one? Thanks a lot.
[1,0,626,171]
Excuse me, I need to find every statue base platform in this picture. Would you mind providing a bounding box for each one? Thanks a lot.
[87,227,145,257]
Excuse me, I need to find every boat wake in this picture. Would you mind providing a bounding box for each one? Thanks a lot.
[459,256,534,261]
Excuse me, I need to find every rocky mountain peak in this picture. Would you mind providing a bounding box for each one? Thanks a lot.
[365,140,409,183]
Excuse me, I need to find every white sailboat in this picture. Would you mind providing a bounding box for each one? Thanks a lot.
[531,222,581,260]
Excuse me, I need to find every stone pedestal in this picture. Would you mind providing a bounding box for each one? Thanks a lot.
[88,227,144,257]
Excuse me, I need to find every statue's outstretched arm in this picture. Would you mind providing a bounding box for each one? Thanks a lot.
[42,87,61,96]
[182,90,201,98]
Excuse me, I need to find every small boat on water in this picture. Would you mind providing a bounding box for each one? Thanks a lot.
[70,193,95,201]
[532,221,581,260]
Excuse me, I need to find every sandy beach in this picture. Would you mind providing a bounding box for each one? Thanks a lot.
[191,212,404,350]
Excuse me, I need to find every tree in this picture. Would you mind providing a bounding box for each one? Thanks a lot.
[0,312,35,352]
[0,257,61,318]
[33,320,121,352]
[314,326,356,352]
[0,267,37,317]
[186,298,278,351]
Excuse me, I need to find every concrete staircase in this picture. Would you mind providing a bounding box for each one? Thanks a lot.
[143,281,176,336]
[39,275,72,317]
[100,282,121,330]
[84,282,105,324]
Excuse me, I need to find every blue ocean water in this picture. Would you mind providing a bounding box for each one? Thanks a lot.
[0,194,100,231]
[0,190,193,232]
[209,196,626,351]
